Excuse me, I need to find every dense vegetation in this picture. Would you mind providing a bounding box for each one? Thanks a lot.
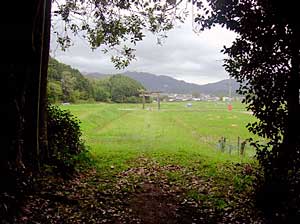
[46,104,87,177]
[47,58,93,103]
[47,58,146,103]
[1,103,86,223]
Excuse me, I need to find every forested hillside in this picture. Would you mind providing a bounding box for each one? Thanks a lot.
[47,58,145,103]
[49,58,240,101]
[48,58,93,103]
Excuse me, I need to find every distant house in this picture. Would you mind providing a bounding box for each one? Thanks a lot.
[222,97,231,102]
[192,98,201,101]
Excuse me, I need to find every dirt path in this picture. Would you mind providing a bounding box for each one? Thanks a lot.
[17,157,265,224]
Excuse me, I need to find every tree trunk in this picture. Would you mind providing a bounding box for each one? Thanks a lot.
[39,0,52,162]
[23,0,52,170]
[0,0,52,177]
[282,32,300,167]
[0,1,51,220]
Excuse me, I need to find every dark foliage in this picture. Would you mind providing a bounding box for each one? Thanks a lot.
[53,0,186,68]
[0,168,33,224]
[1,105,86,222]
[195,0,300,221]
[52,0,186,68]
[1,104,88,223]
[47,104,86,178]
[1,1,52,222]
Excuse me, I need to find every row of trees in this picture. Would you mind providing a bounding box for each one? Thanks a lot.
[47,58,146,103]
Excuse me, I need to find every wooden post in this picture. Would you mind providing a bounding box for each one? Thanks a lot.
[142,92,145,110]
[240,140,246,156]
[220,137,226,152]
[157,92,160,110]
[237,136,240,155]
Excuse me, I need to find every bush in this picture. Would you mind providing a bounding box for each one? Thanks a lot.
[255,143,300,222]
[126,96,141,103]
[47,104,86,177]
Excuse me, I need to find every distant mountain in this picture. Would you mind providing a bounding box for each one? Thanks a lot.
[197,79,240,96]
[84,72,110,79]
[84,71,240,96]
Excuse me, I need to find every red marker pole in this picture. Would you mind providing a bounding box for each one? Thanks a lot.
[228,104,232,111]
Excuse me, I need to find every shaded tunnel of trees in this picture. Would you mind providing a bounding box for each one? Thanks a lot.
[1,0,300,222]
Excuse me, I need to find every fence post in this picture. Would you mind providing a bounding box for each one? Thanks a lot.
[221,137,226,152]
[240,140,246,156]
[237,136,240,155]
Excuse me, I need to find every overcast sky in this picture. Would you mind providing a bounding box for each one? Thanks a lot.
[50,16,236,85]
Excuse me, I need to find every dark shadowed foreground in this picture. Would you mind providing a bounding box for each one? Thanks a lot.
[17,157,265,224]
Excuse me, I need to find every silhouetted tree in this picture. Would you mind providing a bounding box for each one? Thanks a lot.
[1,0,52,220]
[52,0,188,68]
[194,0,300,221]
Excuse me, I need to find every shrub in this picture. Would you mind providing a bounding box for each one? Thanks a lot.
[47,104,86,177]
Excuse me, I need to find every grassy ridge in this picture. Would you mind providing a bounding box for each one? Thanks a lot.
[63,101,258,175]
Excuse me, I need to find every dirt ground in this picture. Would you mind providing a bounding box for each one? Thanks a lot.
[16,157,265,224]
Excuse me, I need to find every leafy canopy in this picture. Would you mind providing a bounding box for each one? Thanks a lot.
[193,0,299,151]
[52,0,190,68]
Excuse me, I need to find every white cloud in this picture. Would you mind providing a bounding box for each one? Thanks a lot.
[50,15,236,85]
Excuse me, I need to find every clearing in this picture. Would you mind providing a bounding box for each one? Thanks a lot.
[19,102,265,223]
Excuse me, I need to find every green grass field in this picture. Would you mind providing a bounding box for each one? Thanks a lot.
[63,101,259,176]
[42,101,265,222]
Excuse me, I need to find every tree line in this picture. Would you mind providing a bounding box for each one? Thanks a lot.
[47,57,146,104]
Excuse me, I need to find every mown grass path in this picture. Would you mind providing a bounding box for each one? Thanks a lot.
[68,102,257,171]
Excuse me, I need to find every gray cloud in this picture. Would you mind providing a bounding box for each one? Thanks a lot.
[50,18,236,85]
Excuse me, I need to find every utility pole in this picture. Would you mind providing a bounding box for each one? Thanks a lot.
[228,77,233,111]
[229,77,232,99]
[140,89,145,109]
